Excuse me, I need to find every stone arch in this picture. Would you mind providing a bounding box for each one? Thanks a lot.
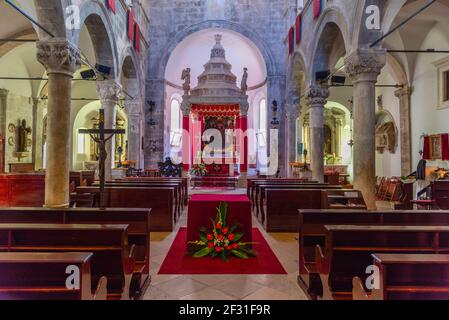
[309,8,351,82]
[287,51,308,103]
[33,0,67,38]
[119,48,142,114]
[71,1,119,79]
[156,20,278,80]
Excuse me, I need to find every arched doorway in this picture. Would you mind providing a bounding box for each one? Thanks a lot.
[163,28,268,175]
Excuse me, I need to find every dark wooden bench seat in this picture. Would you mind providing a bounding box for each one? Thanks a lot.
[353,254,449,300]
[103,182,182,221]
[0,252,107,300]
[315,225,449,300]
[77,186,174,232]
[298,209,449,299]
[0,223,136,300]
[255,183,341,219]
[259,187,345,232]
[122,177,188,205]
[0,207,151,298]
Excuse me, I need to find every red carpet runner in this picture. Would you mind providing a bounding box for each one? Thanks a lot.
[158,228,287,275]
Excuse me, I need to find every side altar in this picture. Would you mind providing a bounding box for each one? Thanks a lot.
[180,34,249,186]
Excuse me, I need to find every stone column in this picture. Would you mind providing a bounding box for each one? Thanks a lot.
[37,38,81,208]
[305,84,329,183]
[181,98,191,175]
[345,49,386,210]
[395,86,412,176]
[236,102,249,185]
[0,89,8,172]
[96,80,121,180]
[285,101,301,177]
[127,113,142,168]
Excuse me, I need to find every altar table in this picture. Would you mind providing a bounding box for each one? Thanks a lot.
[187,194,252,245]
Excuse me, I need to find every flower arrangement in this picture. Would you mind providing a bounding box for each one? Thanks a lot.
[190,163,207,177]
[188,202,257,261]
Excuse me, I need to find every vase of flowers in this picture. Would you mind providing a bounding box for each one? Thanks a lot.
[188,202,257,261]
[190,163,207,177]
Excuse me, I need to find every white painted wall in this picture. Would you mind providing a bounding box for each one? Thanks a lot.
[375,69,402,177]
[410,22,449,170]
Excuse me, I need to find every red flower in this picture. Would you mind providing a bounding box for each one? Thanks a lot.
[216,223,222,230]
[217,234,224,241]
[222,227,229,235]
[225,245,232,251]
[228,234,235,241]
[215,246,222,253]
[207,234,213,241]
[208,242,214,249]
[232,243,239,250]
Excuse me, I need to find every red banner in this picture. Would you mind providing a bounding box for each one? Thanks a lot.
[127,10,135,41]
[106,0,116,14]
[423,136,431,160]
[314,0,323,20]
[442,133,449,160]
[296,15,302,45]
[134,23,141,51]
[288,26,294,55]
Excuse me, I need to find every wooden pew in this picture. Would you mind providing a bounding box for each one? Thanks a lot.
[431,180,449,209]
[255,183,339,218]
[104,182,182,221]
[250,179,317,208]
[70,170,96,187]
[314,225,449,300]
[298,209,449,299]
[0,207,151,298]
[0,223,136,300]
[247,178,314,199]
[0,173,45,207]
[77,186,175,232]
[258,185,343,227]
[123,177,188,205]
[353,253,449,300]
[0,252,107,300]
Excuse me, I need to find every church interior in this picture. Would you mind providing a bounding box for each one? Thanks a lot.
[0,0,449,302]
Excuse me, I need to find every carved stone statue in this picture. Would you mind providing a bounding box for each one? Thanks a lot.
[241,67,248,94]
[181,68,191,95]
[17,119,31,153]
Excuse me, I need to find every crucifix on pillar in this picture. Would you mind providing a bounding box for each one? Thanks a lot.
[79,109,125,205]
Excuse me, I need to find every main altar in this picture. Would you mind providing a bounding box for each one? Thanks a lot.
[181,34,249,185]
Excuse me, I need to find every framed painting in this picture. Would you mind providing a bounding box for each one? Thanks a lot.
[429,134,442,160]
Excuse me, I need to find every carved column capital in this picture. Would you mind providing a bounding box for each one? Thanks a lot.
[395,85,413,98]
[96,80,121,106]
[181,98,191,116]
[305,84,329,108]
[344,49,386,83]
[239,101,249,117]
[36,38,81,76]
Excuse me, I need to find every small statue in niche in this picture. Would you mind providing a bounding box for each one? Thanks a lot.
[181,68,191,95]
[241,67,248,94]
[17,119,32,153]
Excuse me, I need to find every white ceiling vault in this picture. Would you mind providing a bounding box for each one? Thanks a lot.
[165,28,267,89]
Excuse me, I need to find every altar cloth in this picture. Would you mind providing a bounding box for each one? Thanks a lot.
[186,194,252,245]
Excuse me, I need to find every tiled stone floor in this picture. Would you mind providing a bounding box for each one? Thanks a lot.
[143,188,309,300]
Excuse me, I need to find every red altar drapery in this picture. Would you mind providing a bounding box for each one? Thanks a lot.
[442,134,449,161]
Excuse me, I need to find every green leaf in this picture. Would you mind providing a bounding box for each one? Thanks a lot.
[192,247,212,258]
[233,233,244,242]
[231,249,249,259]
[199,234,208,243]
[239,247,257,257]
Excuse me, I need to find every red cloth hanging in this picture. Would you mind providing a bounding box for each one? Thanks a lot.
[423,136,431,160]
[314,0,322,19]
[441,133,449,160]
[296,15,302,45]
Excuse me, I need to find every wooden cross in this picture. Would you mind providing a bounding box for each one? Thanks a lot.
[79,109,125,194]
